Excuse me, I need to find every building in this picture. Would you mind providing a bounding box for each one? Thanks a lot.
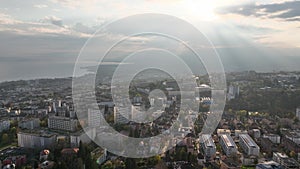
[18,118,40,130]
[88,109,103,128]
[91,147,107,165]
[273,152,300,169]
[0,120,10,132]
[256,161,283,169]
[227,85,239,100]
[263,134,280,144]
[281,137,300,153]
[220,134,237,156]
[239,134,260,156]
[296,108,300,120]
[48,116,78,132]
[235,130,248,137]
[114,107,130,124]
[258,138,277,156]
[17,132,56,149]
[199,134,216,158]
[217,129,231,136]
[253,129,261,138]
[220,159,241,169]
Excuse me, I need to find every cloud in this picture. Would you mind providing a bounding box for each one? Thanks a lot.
[34,4,48,8]
[41,16,64,27]
[0,13,21,25]
[216,0,300,21]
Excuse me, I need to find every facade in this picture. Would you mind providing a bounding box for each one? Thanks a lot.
[227,85,239,100]
[256,161,283,169]
[273,152,300,168]
[18,118,40,130]
[48,116,78,131]
[217,129,231,136]
[220,134,237,156]
[18,132,56,149]
[296,107,300,120]
[239,134,260,156]
[114,107,130,124]
[263,134,281,144]
[88,109,102,128]
[91,147,107,165]
[199,134,216,158]
[0,120,10,132]
[253,129,261,138]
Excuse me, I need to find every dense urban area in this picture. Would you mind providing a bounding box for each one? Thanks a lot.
[1,71,300,169]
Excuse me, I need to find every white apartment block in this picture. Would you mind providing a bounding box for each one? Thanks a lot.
[220,134,237,156]
[199,134,216,158]
[239,134,260,156]
[48,116,78,131]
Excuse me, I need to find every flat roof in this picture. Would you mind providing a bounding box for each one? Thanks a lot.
[221,134,235,147]
[240,134,258,148]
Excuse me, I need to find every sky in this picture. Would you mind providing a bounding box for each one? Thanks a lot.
[0,0,300,81]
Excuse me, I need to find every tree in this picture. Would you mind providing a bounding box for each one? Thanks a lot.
[1,133,9,145]
[290,151,296,158]
[102,161,114,169]
[125,158,137,169]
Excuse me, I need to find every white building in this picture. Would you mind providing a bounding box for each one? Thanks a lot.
[217,129,231,136]
[48,116,78,132]
[18,118,40,130]
[235,130,248,137]
[114,107,130,124]
[70,128,95,147]
[239,134,260,156]
[91,147,107,165]
[0,120,10,132]
[220,134,237,156]
[227,85,239,100]
[18,132,56,149]
[252,129,261,138]
[199,134,216,158]
[296,108,300,120]
[88,109,103,128]
[272,152,300,168]
[263,134,281,144]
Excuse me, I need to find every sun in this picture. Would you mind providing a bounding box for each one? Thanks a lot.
[183,0,218,21]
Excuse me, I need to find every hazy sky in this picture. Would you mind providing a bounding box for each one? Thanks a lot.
[0,0,300,81]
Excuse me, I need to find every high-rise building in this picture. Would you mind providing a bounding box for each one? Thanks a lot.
[18,132,56,149]
[239,134,260,156]
[296,108,300,120]
[88,109,103,128]
[220,134,237,156]
[48,116,78,132]
[18,118,40,130]
[227,85,239,100]
[199,134,216,158]
[114,107,130,124]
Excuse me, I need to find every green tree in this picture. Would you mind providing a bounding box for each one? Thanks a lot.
[1,133,9,145]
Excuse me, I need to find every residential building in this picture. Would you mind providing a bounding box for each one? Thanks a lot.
[220,134,237,156]
[253,129,261,138]
[239,134,260,156]
[199,134,216,158]
[17,132,56,149]
[48,116,78,132]
[263,134,280,144]
[18,118,40,130]
[256,161,283,169]
[296,107,300,120]
[88,109,103,128]
[273,152,300,169]
[114,107,130,124]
